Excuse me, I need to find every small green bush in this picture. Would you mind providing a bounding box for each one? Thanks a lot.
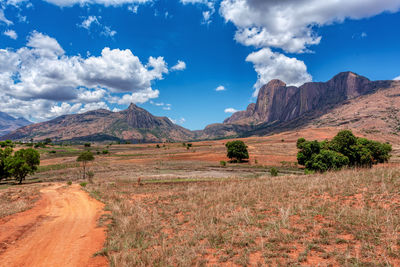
[220,160,226,167]
[67,181,72,185]
[270,167,278,176]
[102,150,109,154]
[80,182,88,187]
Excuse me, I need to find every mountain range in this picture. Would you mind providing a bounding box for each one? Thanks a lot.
[2,71,400,143]
[0,112,31,137]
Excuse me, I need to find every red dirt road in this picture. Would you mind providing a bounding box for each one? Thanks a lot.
[0,184,107,267]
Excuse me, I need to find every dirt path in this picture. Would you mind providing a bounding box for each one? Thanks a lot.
[0,184,107,267]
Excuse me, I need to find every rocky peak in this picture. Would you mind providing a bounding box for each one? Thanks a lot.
[223,71,380,126]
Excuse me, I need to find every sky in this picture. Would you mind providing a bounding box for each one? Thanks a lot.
[0,0,400,130]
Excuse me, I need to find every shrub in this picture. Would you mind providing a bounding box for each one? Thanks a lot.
[156,144,160,148]
[225,140,249,162]
[80,182,88,187]
[270,167,278,176]
[67,181,72,186]
[220,160,226,167]
[296,130,392,173]
[102,150,109,154]
[84,143,91,148]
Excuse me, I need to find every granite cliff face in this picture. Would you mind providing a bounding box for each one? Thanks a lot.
[0,112,31,137]
[2,103,193,143]
[202,72,395,138]
[224,72,387,125]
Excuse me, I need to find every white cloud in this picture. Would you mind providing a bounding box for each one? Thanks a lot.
[215,85,226,91]
[101,26,117,37]
[171,60,186,71]
[0,9,13,25]
[43,0,152,7]
[246,48,312,96]
[3,30,17,40]
[394,76,400,80]
[79,16,100,29]
[220,0,400,53]
[180,0,215,23]
[224,108,238,113]
[78,16,117,37]
[168,117,186,125]
[0,31,173,121]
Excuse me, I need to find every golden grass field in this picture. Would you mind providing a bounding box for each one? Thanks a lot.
[1,128,400,266]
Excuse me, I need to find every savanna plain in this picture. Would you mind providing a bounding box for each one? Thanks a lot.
[1,128,400,266]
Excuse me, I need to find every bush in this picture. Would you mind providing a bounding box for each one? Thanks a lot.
[225,140,249,162]
[67,181,72,186]
[296,130,392,173]
[80,182,88,187]
[84,143,91,148]
[102,150,109,154]
[270,167,278,176]
[220,160,226,167]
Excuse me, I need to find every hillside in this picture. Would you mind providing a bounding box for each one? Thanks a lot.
[2,103,193,143]
[0,112,31,137]
[199,72,399,139]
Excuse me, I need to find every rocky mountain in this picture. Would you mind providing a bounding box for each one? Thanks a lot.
[200,72,398,139]
[0,112,31,137]
[2,103,194,143]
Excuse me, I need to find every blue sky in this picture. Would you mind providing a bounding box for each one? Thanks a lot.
[0,0,399,130]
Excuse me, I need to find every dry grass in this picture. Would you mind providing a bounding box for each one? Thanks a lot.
[88,166,400,266]
[0,184,42,218]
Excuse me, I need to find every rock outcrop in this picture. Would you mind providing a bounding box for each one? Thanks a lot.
[202,72,395,139]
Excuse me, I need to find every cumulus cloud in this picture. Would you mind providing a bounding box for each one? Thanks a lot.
[171,60,186,71]
[215,85,226,91]
[0,31,171,121]
[219,0,400,94]
[220,0,400,53]
[246,48,312,96]
[224,107,238,113]
[3,29,17,39]
[394,76,400,80]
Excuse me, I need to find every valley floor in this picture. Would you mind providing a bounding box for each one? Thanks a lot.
[0,128,399,266]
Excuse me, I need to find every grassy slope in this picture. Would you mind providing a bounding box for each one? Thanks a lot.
[88,166,400,266]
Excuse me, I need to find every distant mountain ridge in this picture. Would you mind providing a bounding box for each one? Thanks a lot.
[3,71,399,142]
[199,72,397,139]
[0,112,31,136]
[2,103,193,143]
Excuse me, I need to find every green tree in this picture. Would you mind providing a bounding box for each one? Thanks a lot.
[297,130,392,173]
[0,147,13,181]
[225,140,249,162]
[7,149,40,184]
[77,151,95,179]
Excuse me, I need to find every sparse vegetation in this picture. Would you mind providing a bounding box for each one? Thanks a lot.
[270,167,278,176]
[225,140,249,162]
[76,151,95,180]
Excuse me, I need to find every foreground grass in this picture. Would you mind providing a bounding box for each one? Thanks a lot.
[88,166,400,266]
[0,184,42,218]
